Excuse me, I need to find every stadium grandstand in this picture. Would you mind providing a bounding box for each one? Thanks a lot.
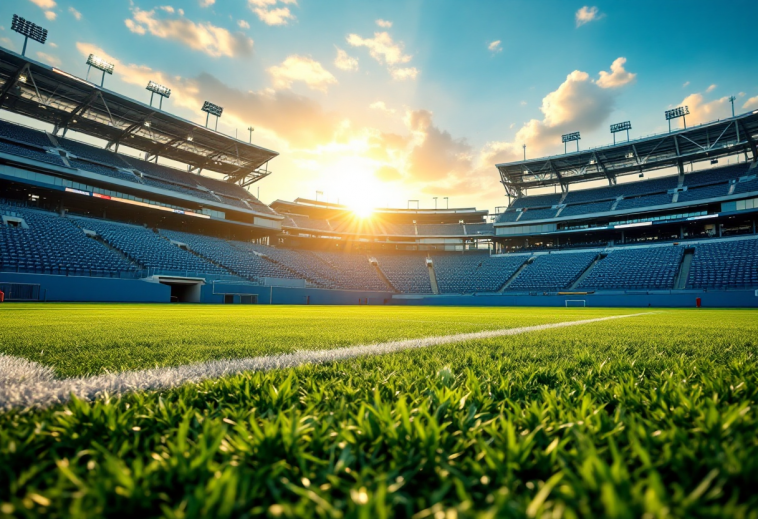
[1,43,757,307]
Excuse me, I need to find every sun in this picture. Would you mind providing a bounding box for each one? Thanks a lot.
[351,204,374,219]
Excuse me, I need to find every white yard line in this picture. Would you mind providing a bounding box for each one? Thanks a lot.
[0,312,652,411]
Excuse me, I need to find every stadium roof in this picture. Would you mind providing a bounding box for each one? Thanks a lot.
[0,46,277,185]
[497,110,758,196]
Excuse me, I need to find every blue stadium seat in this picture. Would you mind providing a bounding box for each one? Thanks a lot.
[578,246,684,290]
[433,253,526,293]
[687,237,758,289]
[507,252,597,291]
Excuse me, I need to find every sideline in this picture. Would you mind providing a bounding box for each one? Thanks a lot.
[0,312,654,411]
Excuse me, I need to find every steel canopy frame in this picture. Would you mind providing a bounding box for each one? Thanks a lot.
[497,111,758,197]
[0,47,277,186]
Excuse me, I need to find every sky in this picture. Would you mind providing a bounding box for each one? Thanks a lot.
[1,0,757,214]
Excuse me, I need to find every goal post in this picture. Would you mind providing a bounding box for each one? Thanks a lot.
[565,299,586,307]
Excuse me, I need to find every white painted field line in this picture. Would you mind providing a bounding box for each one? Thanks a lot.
[0,312,652,411]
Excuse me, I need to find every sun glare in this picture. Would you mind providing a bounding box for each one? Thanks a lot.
[351,204,374,219]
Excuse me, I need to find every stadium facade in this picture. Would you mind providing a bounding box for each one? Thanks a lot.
[1,46,757,307]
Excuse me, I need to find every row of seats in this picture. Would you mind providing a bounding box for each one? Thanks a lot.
[506,252,597,291]
[433,253,525,293]
[578,246,684,290]
[374,254,433,293]
[687,237,758,289]
[0,119,271,214]
[0,205,135,276]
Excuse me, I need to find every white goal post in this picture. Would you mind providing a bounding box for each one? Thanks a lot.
[565,299,586,307]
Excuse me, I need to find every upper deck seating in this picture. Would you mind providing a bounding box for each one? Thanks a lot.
[0,140,66,167]
[0,120,53,148]
[510,193,562,210]
[677,183,731,203]
[518,207,558,221]
[560,201,614,217]
[465,223,494,235]
[417,224,464,235]
[58,138,131,169]
[615,193,672,210]
[684,164,750,187]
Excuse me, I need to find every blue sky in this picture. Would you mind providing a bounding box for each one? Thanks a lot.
[2,0,757,212]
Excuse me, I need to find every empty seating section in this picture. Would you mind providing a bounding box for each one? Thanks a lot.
[382,223,416,235]
[0,120,53,148]
[58,138,131,169]
[313,251,390,291]
[71,216,227,275]
[433,253,526,293]
[563,176,678,205]
[159,230,291,281]
[287,214,332,231]
[140,177,219,202]
[507,252,596,291]
[496,211,520,223]
[684,164,750,187]
[121,156,194,186]
[240,243,339,287]
[578,246,683,290]
[216,195,250,210]
[678,184,730,202]
[510,193,562,210]
[375,254,432,293]
[466,223,493,235]
[560,201,613,217]
[734,178,758,195]
[417,224,464,235]
[0,206,134,275]
[615,193,672,210]
[519,207,558,221]
[687,238,758,289]
[0,140,66,167]
[69,158,140,184]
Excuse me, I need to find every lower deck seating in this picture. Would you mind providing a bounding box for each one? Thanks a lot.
[578,245,683,290]
[687,237,758,289]
[374,254,432,293]
[71,216,228,275]
[239,243,339,288]
[507,251,597,291]
[433,253,526,293]
[678,183,730,202]
[0,140,66,167]
[0,206,134,276]
[313,251,391,291]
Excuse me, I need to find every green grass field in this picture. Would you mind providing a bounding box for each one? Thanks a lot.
[1,305,757,518]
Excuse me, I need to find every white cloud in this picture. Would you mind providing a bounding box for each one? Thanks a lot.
[36,51,61,66]
[743,96,758,110]
[44,11,57,21]
[268,55,337,92]
[370,101,395,114]
[334,47,359,71]
[347,31,412,66]
[682,81,690,88]
[575,6,602,27]
[49,42,58,48]
[200,0,215,6]
[248,0,297,26]
[376,19,392,28]
[676,93,731,126]
[28,0,56,9]
[346,31,418,80]
[596,57,636,88]
[390,67,418,81]
[124,7,253,58]
[238,19,250,29]
[488,40,502,53]
[404,109,473,183]
[68,7,82,20]
[0,37,13,50]
[519,100,527,106]
[706,84,717,93]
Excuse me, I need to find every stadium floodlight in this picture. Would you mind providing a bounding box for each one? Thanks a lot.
[247,126,254,143]
[728,95,736,118]
[146,81,171,110]
[665,106,689,132]
[201,101,223,130]
[443,197,448,209]
[11,14,48,56]
[561,131,581,153]
[610,121,632,145]
[85,54,115,87]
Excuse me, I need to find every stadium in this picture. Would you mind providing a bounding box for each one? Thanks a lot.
[1,4,758,518]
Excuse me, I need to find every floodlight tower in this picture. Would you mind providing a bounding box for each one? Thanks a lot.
[146,81,171,110]
[665,106,689,132]
[201,101,223,131]
[10,14,48,57]
[85,54,114,87]
[562,132,581,154]
[247,126,254,143]
[522,143,526,161]
[728,96,736,117]
[443,197,449,209]
[610,121,632,145]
